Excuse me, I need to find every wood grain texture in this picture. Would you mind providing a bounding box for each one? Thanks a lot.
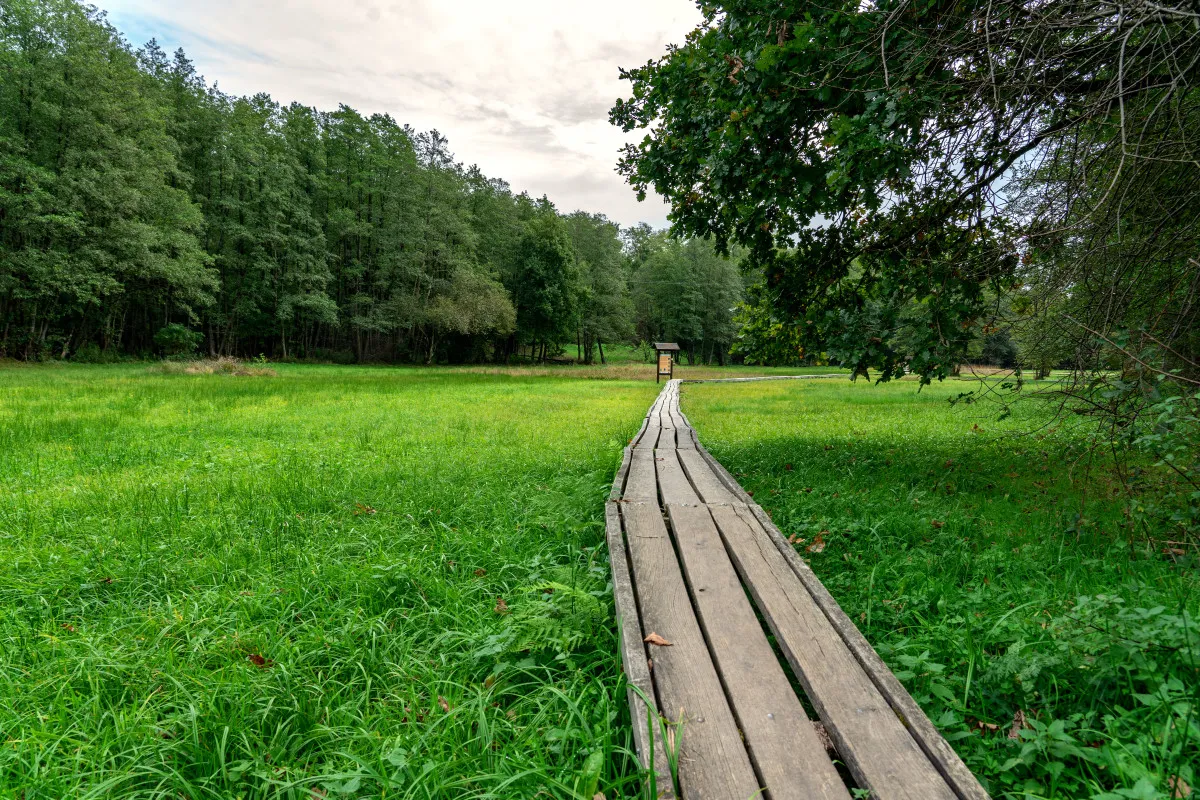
[692,436,990,800]
[624,447,660,503]
[709,503,954,800]
[677,448,736,506]
[603,379,988,800]
[666,501,851,800]
[606,500,676,798]
[621,500,762,800]
[654,449,700,507]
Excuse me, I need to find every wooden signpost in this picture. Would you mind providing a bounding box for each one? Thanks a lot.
[655,342,680,383]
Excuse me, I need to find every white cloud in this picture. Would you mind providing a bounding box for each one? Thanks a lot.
[102,0,701,229]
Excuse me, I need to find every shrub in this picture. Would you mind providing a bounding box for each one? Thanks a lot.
[153,324,203,356]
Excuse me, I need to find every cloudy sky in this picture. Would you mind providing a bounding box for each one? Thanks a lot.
[101,0,701,230]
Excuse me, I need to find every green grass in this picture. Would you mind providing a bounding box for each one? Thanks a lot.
[0,363,660,799]
[683,378,1199,800]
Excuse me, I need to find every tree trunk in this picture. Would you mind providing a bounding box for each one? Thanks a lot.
[598,340,606,365]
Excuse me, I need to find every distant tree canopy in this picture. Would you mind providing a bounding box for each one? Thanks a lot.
[612,0,1200,385]
[0,0,743,364]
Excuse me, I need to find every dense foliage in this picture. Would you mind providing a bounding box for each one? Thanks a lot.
[611,0,1200,385]
[0,0,743,364]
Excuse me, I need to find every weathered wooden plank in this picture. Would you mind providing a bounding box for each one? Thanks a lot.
[609,437,636,502]
[654,449,699,506]
[708,503,954,800]
[620,500,762,800]
[658,401,678,449]
[624,448,660,503]
[667,387,692,450]
[676,448,736,506]
[694,441,989,800]
[665,501,852,800]
[636,392,666,450]
[606,500,676,798]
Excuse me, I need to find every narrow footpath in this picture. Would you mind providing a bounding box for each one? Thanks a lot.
[605,378,989,800]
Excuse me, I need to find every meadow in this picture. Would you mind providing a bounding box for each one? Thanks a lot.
[5,362,1194,800]
[684,379,1199,800]
[0,363,665,799]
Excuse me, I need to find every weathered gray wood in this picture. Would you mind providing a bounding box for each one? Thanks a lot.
[604,378,988,800]
[665,501,851,800]
[609,437,636,502]
[676,448,736,505]
[621,500,762,800]
[658,387,678,449]
[636,394,665,450]
[624,448,659,503]
[654,449,699,506]
[693,438,990,800]
[709,503,954,800]
[606,500,676,798]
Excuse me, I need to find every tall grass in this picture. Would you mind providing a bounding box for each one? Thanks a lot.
[684,378,1199,800]
[0,364,658,798]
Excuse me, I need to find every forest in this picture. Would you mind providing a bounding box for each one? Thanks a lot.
[0,0,744,365]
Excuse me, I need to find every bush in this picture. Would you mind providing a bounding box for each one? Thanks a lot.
[153,324,203,356]
[981,331,1019,368]
[72,343,120,363]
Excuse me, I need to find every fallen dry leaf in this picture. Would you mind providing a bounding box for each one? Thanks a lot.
[813,721,836,754]
[785,463,793,471]
[474,568,487,577]
[931,520,945,529]
[438,696,450,713]
[1008,709,1028,740]
[247,654,273,669]
[594,794,607,800]
[494,598,509,615]
[1169,775,1192,798]
[353,503,377,516]
[644,632,673,647]
[806,532,828,554]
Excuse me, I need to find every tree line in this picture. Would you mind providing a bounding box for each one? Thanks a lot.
[0,0,744,364]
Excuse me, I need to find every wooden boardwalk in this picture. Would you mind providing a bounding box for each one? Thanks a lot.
[606,379,989,800]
